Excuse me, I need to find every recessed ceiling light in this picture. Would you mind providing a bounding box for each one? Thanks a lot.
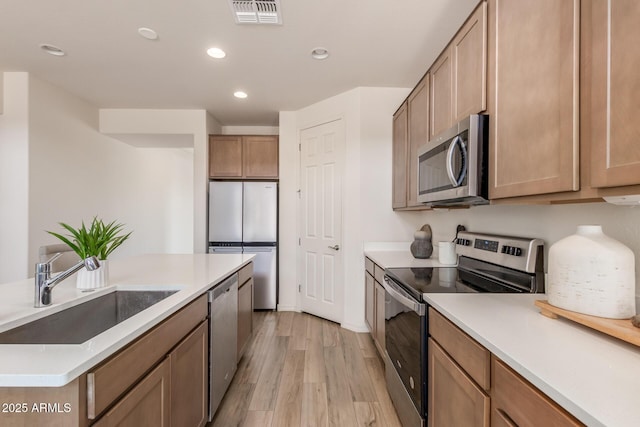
[207,47,226,59]
[138,27,159,40]
[311,47,329,60]
[234,91,248,99]
[39,44,65,56]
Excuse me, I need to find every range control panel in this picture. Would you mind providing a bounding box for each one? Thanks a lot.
[455,231,544,273]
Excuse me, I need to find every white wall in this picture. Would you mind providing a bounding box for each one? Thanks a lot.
[0,73,208,281]
[0,73,29,282]
[221,126,279,135]
[279,87,411,331]
[99,108,222,253]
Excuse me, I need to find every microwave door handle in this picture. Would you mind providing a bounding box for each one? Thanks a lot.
[446,136,467,187]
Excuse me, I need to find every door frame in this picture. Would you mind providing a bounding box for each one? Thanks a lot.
[296,116,345,324]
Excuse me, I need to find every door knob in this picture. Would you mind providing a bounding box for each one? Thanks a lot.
[328,245,340,251]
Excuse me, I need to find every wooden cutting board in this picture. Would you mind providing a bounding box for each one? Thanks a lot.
[535,300,640,347]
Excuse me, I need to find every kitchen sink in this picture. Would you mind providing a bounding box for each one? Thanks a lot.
[0,290,179,345]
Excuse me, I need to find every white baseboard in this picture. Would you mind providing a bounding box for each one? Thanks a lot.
[276,304,299,312]
[340,321,369,333]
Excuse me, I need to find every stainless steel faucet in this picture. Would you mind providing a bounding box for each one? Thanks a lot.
[34,253,100,307]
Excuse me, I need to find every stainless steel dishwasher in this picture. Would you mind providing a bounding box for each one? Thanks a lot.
[208,273,238,420]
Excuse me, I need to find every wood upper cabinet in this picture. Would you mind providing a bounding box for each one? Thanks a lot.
[209,135,279,179]
[243,136,279,178]
[93,358,170,427]
[492,356,582,427]
[170,321,208,427]
[428,338,490,427]
[209,136,243,178]
[488,0,580,199]
[589,0,640,188]
[392,102,409,209]
[430,47,454,139]
[453,1,488,122]
[407,75,430,207]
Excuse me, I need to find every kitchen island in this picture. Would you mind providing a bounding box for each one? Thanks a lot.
[0,253,253,426]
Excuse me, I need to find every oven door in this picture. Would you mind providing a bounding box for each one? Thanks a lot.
[383,277,427,420]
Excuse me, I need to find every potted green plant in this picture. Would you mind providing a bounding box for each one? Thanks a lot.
[47,217,132,289]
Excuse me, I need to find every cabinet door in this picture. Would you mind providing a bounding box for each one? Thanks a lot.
[453,1,487,121]
[392,102,409,209]
[488,0,579,199]
[238,278,254,360]
[209,136,243,178]
[491,356,582,427]
[243,136,279,178]
[170,321,208,427]
[93,358,170,427]
[430,47,454,138]
[589,0,640,188]
[428,339,489,427]
[374,281,386,355]
[408,75,430,207]
[364,272,375,332]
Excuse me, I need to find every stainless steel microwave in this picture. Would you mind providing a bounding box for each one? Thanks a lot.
[417,114,489,206]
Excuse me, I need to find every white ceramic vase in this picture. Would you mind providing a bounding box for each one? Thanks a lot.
[547,225,635,319]
[77,259,109,289]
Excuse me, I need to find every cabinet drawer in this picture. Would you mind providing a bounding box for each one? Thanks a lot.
[238,262,253,287]
[87,294,208,419]
[365,257,374,275]
[374,264,385,284]
[429,308,490,390]
[491,356,583,427]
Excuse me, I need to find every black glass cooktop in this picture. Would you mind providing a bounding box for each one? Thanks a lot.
[385,261,529,302]
[384,267,477,301]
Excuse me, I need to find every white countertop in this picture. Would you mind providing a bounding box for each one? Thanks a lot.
[0,253,254,387]
[364,242,457,268]
[426,293,640,427]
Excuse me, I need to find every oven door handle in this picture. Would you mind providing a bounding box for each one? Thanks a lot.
[383,277,426,316]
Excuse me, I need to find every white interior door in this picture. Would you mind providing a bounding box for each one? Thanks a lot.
[299,119,344,323]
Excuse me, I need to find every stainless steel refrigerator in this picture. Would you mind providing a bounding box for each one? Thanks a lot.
[208,181,277,309]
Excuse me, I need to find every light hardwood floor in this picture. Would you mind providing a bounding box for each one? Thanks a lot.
[208,311,402,427]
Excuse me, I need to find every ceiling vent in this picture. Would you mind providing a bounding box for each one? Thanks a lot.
[228,0,282,25]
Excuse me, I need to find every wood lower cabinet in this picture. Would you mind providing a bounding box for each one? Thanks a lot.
[588,0,640,188]
[374,280,385,355]
[429,308,584,427]
[237,277,254,360]
[488,0,579,199]
[170,321,208,427]
[428,339,490,427]
[392,102,409,209]
[209,135,278,179]
[364,271,375,331]
[364,257,385,357]
[492,357,582,427]
[93,359,170,427]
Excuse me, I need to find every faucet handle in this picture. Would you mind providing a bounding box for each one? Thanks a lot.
[36,252,63,273]
[45,252,63,266]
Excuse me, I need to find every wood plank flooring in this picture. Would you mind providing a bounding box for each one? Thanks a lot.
[209,311,402,427]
